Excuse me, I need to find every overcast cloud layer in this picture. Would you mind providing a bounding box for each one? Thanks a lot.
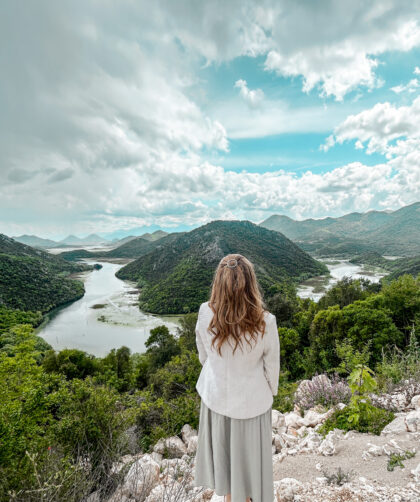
[1,1,420,239]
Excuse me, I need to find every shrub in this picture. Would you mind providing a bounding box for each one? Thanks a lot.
[318,403,395,436]
[294,373,351,411]
[273,374,298,413]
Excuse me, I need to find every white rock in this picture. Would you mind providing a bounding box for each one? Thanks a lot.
[186,435,198,454]
[367,443,384,456]
[150,451,163,464]
[411,395,420,410]
[272,433,285,453]
[315,462,323,471]
[181,424,197,444]
[302,410,325,427]
[318,438,336,456]
[274,478,303,502]
[405,410,420,432]
[121,457,160,499]
[272,409,286,431]
[145,481,187,502]
[285,412,304,429]
[153,436,187,458]
[380,415,408,435]
[106,486,133,502]
[410,463,420,483]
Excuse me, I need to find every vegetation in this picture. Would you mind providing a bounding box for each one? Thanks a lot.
[1,225,419,499]
[387,450,416,471]
[0,234,90,313]
[117,219,329,314]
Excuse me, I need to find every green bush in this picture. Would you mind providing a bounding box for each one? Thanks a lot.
[318,403,395,436]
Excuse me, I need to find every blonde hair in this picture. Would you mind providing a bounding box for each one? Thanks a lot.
[208,253,267,356]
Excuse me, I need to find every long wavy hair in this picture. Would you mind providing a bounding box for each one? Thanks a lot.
[208,253,267,356]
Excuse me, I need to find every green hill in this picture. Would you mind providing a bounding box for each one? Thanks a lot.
[0,234,90,313]
[260,201,420,256]
[116,220,328,314]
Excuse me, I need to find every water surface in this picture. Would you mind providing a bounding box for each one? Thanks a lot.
[37,260,180,357]
[297,259,387,302]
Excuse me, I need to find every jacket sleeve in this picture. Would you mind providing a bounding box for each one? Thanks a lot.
[262,314,280,396]
[195,306,208,366]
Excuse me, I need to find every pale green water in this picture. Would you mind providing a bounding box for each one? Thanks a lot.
[297,258,387,302]
[37,260,181,357]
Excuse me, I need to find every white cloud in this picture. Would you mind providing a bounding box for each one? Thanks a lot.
[391,78,420,93]
[321,96,420,156]
[234,79,264,108]
[415,66,420,75]
[1,1,420,238]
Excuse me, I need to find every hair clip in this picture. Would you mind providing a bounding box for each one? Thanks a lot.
[224,258,238,268]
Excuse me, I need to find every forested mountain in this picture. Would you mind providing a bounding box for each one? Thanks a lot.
[140,230,168,242]
[116,220,328,314]
[0,234,90,313]
[260,201,420,256]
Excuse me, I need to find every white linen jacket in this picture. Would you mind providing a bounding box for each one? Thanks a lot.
[195,301,280,419]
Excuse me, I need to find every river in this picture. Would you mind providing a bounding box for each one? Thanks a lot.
[296,258,387,301]
[37,260,181,357]
[38,257,387,355]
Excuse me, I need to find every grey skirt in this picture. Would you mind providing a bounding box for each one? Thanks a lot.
[192,399,274,502]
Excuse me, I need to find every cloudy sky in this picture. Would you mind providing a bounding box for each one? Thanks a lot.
[1,1,420,240]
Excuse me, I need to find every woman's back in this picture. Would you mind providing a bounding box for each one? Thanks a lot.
[195,300,280,419]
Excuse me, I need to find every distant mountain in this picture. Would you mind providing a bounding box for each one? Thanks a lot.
[59,232,183,260]
[0,234,91,313]
[58,234,110,246]
[113,235,137,245]
[12,234,58,248]
[260,202,420,256]
[116,220,328,314]
[140,230,168,242]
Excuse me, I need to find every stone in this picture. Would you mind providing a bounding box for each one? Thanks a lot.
[153,435,187,458]
[405,410,420,432]
[318,438,336,456]
[181,424,197,445]
[121,457,160,499]
[186,435,198,454]
[285,412,304,429]
[272,409,286,431]
[150,451,163,464]
[273,433,286,453]
[380,415,407,435]
[410,462,420,483]
[411,395,420,410]
[274,478,303,502]
[301,409,325,427]
[144,481,187,502]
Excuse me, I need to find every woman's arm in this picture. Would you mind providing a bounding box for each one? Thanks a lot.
[262,314,280,396]
[195,308,208,366]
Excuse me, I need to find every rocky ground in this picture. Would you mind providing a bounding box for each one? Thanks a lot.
[87,383,420,502]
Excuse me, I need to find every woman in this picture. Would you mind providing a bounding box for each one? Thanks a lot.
[192,254,280,502]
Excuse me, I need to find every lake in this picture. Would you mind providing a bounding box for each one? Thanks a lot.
[37,260,181,357]
[296,258,387,301]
